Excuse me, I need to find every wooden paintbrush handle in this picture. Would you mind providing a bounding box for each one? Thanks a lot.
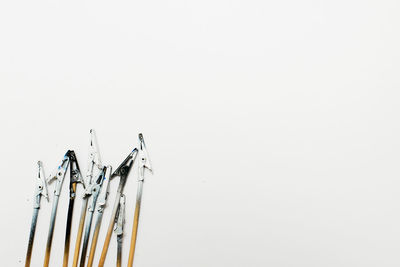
[72,198,88,267]
[98,193,121,267]
[127,200,141,267]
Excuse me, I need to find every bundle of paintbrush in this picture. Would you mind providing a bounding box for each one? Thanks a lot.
[25,130,153,267]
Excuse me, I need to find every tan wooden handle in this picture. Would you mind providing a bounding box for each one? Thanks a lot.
[72,199,88,267]
[127,201,141,267]
[98,193,120,267]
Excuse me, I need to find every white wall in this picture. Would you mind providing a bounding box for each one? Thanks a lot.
[1,0,400,266]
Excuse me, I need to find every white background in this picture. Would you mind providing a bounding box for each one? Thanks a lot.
[1,0,400,266]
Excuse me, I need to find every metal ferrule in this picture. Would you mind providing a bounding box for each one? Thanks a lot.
[138,133,152,182]
[97,166,112,213]
[68,151,84,198]
[114,194,126,236]
[84,129,103,198]
[87,170,104,212]
[33,161,48,208]
[47,152,70,196]
[112,149,138,193]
